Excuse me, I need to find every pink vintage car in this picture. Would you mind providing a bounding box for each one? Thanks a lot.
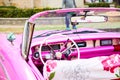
[0,8,120,80]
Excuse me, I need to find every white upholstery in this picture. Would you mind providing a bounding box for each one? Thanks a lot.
[43,54,120,80]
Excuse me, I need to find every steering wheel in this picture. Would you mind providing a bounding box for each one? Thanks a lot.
[39,34,80,64]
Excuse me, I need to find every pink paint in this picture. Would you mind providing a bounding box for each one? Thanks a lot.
[1,8,120,80]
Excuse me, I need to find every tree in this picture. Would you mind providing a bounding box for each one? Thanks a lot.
[99,0,105,2]
[113,0,120,6]
[101,0,105,2]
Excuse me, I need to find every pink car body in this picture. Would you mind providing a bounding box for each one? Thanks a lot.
[0,8,120,80]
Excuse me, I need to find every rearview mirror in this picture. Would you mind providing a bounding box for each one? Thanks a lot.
[71,15,108,23]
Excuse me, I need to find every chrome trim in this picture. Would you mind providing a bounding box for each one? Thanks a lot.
[21,20,35,61]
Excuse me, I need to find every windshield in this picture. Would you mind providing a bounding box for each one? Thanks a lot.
[22,8,120,60]
[30,8,120,31]
[32,8,120,38]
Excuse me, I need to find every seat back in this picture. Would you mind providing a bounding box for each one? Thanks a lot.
[43,54,120,80]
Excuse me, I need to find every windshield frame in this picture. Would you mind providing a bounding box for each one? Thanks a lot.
[21,8,120,61]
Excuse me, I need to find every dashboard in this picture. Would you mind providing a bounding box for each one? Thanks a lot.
[31,38,120,66]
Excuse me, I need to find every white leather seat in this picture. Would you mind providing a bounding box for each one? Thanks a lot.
[43,54,120,80]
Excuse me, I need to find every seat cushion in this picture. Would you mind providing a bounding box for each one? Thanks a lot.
[43,54,120,80]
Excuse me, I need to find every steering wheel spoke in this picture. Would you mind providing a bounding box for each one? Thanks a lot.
[61,43,75,53]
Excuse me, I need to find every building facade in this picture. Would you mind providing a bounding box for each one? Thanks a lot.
[0,0,84,9]
[85,0,113,3]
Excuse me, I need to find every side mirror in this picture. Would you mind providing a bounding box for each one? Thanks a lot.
[71,15,108,23]
[7,33,16,45]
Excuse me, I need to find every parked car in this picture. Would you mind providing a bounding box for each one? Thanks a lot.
[0,8,120,80]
